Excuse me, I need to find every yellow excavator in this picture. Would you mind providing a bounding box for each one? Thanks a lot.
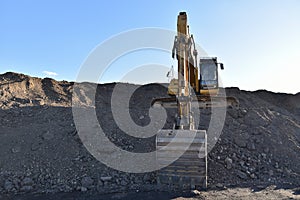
[153,12,238,190]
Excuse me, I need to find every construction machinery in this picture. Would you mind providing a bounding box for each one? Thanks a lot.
[153,12,238,190]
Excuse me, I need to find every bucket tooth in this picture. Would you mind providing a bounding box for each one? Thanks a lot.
[156,129,207,190]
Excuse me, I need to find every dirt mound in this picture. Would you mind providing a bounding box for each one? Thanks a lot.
[0,72,299,198]
[0,72,73,108]
[209,88,300,189]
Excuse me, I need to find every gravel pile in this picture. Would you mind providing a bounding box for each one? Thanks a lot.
[0,72,299,197]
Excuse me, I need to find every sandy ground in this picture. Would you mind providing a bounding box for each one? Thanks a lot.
[5,187,300,200]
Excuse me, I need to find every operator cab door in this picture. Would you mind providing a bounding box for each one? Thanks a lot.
[199,58,219,95]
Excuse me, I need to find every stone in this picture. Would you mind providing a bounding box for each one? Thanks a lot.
[120,180,128,186]
[234,137,247,148]
[239,161,245,167]
[13,178,20,190]
[4,180,14,191]
[237,171,247,180]
[97,180,104,186]
[228,109,239,119]
[225,157,233,169]
[263,147,270,153]
[22,177,33,186]
[247,142,256,151]
[269,170,274,176]
[100,176,112,182]
[11,146,21,153]
[250,174,257,179]
[21,185,33,192]
[192,190,201,195]
[134,176,143,184]
[31,141,41,151]
[143,174,151,182]
[42,131,54,140]
[81,176,93,188]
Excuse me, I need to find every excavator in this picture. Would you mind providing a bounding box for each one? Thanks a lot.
[152,12,238,190]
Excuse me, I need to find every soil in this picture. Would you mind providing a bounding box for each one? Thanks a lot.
[0,72,299,199]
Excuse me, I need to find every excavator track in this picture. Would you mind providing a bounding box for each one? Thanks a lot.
[156,130,207,190]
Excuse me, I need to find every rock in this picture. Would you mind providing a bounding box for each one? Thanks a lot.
[216,183,224,188]
[31,141,41,151]
[239,161,245,168]
[257,185,266,189]
[76,186,81,191]
[80,187,87,192]
[13,178,20,190]
[4,180,14,191]
[237,171,247,180]
[261,153,267,159]
[247,142,256,151]
[81,176,93,188]
[134,176,143,184]
[225,157,233,169]
[11,146,21,153]
[22,177,33,186]
[234,137,247,148]
[143,174,151,182]
[192,190,201,195]
[232,153,237,160]
[42,131,54,140]
[63,185,73,192]
[228,109,239,119]
[100,176,112,182]
[250,174,257,179]
[96,180,104,192]
[21,185,33,192]
[120,180,127,186]
[97,180,104,186]
[263,147,270,153]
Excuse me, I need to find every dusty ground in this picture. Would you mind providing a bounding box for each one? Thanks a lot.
[0,72,299,199]
[4,187,300,200]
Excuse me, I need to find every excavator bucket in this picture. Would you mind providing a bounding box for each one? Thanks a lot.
[156,129,207,190]
[152,95,239,109]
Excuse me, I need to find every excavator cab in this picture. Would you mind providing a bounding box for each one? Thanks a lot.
[199,57,223,96]
[167,57,224,97]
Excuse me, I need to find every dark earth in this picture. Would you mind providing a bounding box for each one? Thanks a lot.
[0,72,299,199]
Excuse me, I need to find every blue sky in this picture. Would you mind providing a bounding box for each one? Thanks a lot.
[1,0,299,93]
